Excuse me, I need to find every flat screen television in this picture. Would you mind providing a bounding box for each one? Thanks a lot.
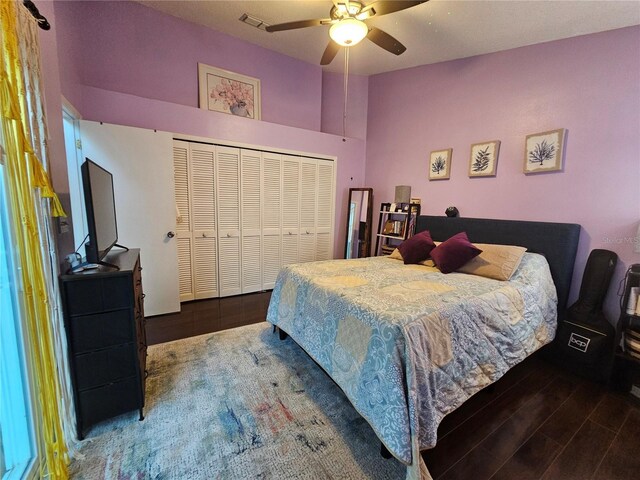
[81,158,120,265]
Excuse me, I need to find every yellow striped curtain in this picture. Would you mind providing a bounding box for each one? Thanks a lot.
[1,1,69,478]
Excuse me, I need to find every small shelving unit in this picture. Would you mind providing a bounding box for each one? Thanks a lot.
[612,266,640,391]
[374,202,420,256]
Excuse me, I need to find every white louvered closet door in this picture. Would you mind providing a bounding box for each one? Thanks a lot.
[316,159,335,261]
[281,155,300,266]
[173,141,195,301]
[216,146,242,297]
[262,152,281,290]
[298,159,317,263]
[240,149,262,294]
[190,143,219,299]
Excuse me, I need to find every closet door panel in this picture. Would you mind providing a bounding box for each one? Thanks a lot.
[282,155,300,233]
[241,150,261,293]
[262,233,281,290]
[316,160,335,260]
[216,146,241,296]
[241,150,261,236]
[299,160,317,230]
[298,159,317,263]
[298,234,316,263]
[191,144,217,233]
[173,141,191,233]
[216,146,240,235]
[262,153,281,235]
[176,236,194,301]
[241,237,261,293]
[262,153,281,288]
[190,144,218,299]
[173,141,194,301]
[315,233,332,261]
[282,233,299,267]
[218,236,241,296]
[281,155,300,265]
[193,235,218,299]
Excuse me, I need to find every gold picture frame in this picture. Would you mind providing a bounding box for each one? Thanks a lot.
[524,129,565,174]
[429,148,452,180]
[469,140,500,177]
[198,63,261,120]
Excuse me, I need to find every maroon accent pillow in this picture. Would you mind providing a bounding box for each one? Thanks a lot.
[397,230,436,265]
[430,232,483,273]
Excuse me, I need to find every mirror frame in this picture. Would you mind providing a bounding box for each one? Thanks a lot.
[344,187,374,259]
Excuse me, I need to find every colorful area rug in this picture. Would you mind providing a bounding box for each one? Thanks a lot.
[69,323,405,479]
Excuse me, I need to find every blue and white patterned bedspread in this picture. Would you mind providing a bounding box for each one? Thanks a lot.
[266,253,557,476]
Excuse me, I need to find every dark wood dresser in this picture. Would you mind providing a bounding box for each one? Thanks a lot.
[59,248,146,439]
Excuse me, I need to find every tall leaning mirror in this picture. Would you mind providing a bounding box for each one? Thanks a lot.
[344,188,373,259]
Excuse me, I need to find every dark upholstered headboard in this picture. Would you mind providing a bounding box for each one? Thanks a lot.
[415,216,581,317]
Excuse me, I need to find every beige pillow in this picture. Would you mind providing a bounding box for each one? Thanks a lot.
[388,248,435,267]
[457,243,527,281]
[388,248,403,260]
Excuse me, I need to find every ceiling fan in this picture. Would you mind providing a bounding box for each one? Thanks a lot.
[265,1,427,65]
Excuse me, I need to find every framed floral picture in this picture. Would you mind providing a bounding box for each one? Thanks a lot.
[198,63,261,120]
[429,148,452,180]
[524,129,565,174]
[469,140,500,177]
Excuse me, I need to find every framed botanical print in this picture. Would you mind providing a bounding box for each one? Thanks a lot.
[469,140,500,177]
[429,148,452,180]
[524,129,565,174]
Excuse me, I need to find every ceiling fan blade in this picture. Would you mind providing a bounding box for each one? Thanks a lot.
[320,41,340,65]
[366,27,406,55]
[265,18,330,32]
[359,1,427,19]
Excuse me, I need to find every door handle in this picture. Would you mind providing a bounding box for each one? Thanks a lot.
[167,231,175,238]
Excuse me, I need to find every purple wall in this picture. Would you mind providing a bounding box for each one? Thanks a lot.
[321,71,369,140]
[37,1,75,258]
[366,26,640,318]
[44,0,368,258]
[53,0,323,131]
[51,0,83,112]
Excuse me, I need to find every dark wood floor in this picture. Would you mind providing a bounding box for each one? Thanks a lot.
[145,292,639,480]
[146,291,272,345]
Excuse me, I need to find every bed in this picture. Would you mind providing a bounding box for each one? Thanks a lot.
[266,216,580,479]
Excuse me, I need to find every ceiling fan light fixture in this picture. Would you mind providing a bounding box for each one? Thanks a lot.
[329,18,368,46]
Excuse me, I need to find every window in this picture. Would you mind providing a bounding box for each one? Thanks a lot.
[0,160,36,479]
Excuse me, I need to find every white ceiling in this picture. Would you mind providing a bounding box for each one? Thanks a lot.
[139,0,640,75]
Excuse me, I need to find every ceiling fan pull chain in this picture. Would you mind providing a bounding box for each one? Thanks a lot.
[343,46,350,139]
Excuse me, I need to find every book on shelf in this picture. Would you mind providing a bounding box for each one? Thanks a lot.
[407,211,416,238]
[382,220,405,236]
